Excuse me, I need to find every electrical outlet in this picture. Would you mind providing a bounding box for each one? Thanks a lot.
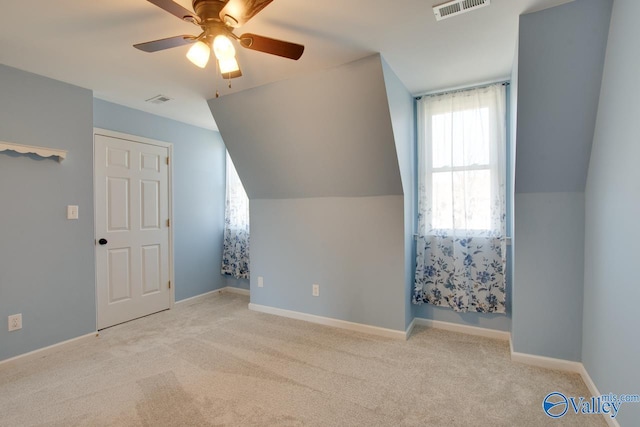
[312,284,320,297]
[8,314,22,332]
[258,276,264,288]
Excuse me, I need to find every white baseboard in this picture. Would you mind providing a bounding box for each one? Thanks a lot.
[248,303,407,340]
[176,287,250,306]
[509,339,619,427]
[413,317,511,341]
[175,288,222,305]
[0,332,98,367]
[405,318,417,340]
[509,336,582,373]
[510,348,583,373]
[579,365,621,427]
[222,286,250,296]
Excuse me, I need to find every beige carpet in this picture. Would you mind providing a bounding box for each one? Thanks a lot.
[0,292,605,426]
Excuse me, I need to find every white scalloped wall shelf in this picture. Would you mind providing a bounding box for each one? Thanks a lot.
[0,141,67,162]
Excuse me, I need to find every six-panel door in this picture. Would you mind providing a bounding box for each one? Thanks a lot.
[95,134,171,330]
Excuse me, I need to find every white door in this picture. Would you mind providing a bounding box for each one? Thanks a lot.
[95,133,172,330]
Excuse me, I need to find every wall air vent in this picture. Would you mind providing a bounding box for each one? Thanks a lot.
[433,0,490,21]
[145,95,173,105]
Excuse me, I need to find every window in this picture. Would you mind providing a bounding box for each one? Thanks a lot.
[430,106,492,231]
[224,151,249,231]
[418,85,506,236]
[413,83,507,314]
[221,151,250,279]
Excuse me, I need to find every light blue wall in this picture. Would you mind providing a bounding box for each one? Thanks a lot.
[381,58,416,329]
[93,99,228,301]
[250,196,406,331]
[0,65,95,361]
[513,192,585,360]
[583,0,640,424]
[511,0,611,361]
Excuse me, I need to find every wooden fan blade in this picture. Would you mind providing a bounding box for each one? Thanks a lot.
[239,33,304,60]
[134,35,196,53]
[219,0,273,27]
[146,0,197,22]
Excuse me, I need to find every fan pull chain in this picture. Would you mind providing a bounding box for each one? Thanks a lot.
[213,59,231,94]
[215,58,220,98]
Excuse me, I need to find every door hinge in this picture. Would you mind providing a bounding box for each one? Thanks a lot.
[166,157,170,165]
[166,218,170,227]
[168,280,171,289]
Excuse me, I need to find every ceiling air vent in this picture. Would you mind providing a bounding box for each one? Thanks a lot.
[433,0,490,21]
[145,94,173,105]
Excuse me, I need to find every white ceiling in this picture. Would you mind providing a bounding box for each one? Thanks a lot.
[0,0,572,130]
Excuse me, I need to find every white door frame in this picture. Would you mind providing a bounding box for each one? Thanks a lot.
[93,128,175,329]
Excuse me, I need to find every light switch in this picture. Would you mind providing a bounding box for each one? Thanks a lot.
[67,205,79,220]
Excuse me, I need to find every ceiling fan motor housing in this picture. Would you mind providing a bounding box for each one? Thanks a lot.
[192,0,226,23]
[191,0,235,42]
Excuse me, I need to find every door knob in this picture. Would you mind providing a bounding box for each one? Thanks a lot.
[98,238,108,245]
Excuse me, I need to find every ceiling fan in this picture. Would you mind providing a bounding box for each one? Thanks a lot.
[134,0,304,79]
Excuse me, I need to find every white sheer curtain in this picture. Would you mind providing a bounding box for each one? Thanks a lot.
[221,151,250,279]
[413,84,507,313]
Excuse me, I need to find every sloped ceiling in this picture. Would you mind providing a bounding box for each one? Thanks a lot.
[515,0,612,193]
[209,54,402,199]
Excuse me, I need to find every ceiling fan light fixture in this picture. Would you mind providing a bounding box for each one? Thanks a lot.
[186,40,211,68]
[213,35,236,60]
[218,57,240,74]
[136,0,305,81]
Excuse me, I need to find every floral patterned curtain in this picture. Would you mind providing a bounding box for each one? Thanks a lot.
[413,84,507,313]
[221,151,250,279]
